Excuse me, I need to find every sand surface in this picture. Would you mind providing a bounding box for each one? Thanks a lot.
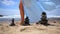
[0,20,60,34]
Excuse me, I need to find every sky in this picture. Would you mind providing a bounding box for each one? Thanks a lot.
[0,0,20,16]
[0,0,60,22]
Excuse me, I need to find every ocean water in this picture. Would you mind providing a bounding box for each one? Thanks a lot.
[0,18,36,24]
[0,18,20,22]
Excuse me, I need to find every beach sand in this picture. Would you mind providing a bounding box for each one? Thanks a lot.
[0,20,60,34]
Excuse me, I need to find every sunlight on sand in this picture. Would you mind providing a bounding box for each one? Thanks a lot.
[0,21,60,34]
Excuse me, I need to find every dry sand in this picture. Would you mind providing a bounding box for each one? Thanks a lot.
[0,20,60,34]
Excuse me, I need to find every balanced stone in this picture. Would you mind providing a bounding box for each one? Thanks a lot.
[24,16,30,25]
[37,12,48,26]
[10,18,15,26]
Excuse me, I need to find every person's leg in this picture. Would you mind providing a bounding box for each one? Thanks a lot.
[19,0,24,25]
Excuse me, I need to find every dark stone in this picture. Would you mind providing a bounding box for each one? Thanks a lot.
[36,22,39,24]
[10,18,15,26]
[54,21,56,23]
[23,16,30,26]
[38,12,49,26]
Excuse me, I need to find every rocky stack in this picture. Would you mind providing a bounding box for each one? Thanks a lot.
[10,18,15,26]
[40,12,48,25]
[24,16,30,25]
[36,12,49,26]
